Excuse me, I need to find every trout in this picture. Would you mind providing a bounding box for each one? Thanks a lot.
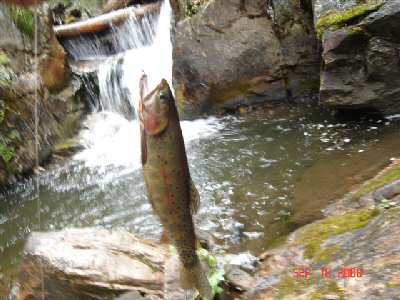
[139,75,212,299]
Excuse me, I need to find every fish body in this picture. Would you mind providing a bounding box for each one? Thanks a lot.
[139,76,212,299]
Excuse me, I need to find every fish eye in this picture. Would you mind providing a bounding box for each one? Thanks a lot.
[159,91,168,102]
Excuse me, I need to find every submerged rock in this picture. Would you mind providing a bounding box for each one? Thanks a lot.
[172,0,320,117]
[314,0,400,115]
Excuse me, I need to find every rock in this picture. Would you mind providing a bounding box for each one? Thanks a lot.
[13,228,247,300]
[223,252,259,274]
[0,4,85,189]
[224,265,253,292]
[39,36,70,92]
[314,0,400,115]
[15,228,167,300]
[247,161,400,299]
[172,0,320,117]
[372,179,400,201]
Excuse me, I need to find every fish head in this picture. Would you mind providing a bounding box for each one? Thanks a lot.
[139,78,173,136]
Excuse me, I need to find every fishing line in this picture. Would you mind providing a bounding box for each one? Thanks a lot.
[33,6,45,300]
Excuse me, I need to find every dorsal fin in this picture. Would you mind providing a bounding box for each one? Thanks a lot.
[190,178,200,215]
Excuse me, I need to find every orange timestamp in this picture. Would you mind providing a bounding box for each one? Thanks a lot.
[293,266,364,280]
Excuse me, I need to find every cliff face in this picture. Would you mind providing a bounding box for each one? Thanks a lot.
[0,4,85,188]
[314,0,400,115]
[172,0,400,117]
[171,0,321,117]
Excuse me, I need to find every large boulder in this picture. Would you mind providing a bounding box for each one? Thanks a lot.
[12,228,253,300]
[14,228,167,300]
[314,0,400,114]
[172,0,320,117]
[0,3,85,188]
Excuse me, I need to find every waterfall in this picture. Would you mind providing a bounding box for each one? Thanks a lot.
[71,0,220,169]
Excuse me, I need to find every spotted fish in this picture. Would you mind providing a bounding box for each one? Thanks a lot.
[139,75,212,299]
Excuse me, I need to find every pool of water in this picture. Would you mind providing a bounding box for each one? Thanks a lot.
[0,107,399,295]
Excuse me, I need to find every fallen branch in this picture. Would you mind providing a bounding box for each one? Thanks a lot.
[53,3,160,38]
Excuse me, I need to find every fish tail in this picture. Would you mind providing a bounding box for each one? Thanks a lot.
[180,262,213,300]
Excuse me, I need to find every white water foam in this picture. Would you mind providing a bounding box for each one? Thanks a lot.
[74,0,220,168]
[75,112,221,169]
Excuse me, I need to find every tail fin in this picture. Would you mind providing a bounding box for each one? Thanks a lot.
[181,262,213,300]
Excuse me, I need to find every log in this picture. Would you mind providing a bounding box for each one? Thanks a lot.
[53,3,160,38]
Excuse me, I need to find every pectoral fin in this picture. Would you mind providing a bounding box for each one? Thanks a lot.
[190,178,200,215]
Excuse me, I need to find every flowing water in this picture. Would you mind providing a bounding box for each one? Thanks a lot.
[1,0,400,297]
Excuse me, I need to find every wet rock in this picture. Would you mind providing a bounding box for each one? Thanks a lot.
[15,228,167,300]
[0,4,85,189]
[372,180,400,201]
[223,252,259,274]
[39,36,70,92]
[314,0,400,115]
[224,265,253,292]
[172,0,320,117]
[248,161,400,299]
[14,228,248,300]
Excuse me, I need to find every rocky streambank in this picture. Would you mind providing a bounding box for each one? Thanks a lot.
[9,160,400,299]
[246,159,400,299]
[0,4,87,188]
[11,227,254,300]
[171,0,400,117]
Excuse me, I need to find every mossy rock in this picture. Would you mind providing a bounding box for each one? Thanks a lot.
[295,208,379,261]
[309,281,345,300]
[53,138,82,156]
[278,274,314,298]
[353,164,400,199]
[9,6,35,38]
[316,0,384,38]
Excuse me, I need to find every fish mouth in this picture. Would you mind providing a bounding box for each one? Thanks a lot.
[139,79,170,136]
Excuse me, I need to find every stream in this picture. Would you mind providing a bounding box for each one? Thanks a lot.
[1,0,400,297]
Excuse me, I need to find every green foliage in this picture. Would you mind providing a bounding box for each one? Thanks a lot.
[296,208,379,260]
[196,248,225,298]
[316,0,384,38]
[0,143,15,164]
[186,0,208,17]
[9,6,35,38]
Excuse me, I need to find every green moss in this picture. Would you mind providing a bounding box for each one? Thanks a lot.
[387,282,400,289]
[0,107,4,124]
[265,235,289,250]
[316,1,384,38]
[0,143,15,164]
[299,79,320,92]
[314,246,340,264]
[0,52,10,66]
[309,281,345,300]
[353,165,400,200]
[296,208,379,260]
[53,138,79,154]
[278,274,313,298]
[9,6,35,38]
